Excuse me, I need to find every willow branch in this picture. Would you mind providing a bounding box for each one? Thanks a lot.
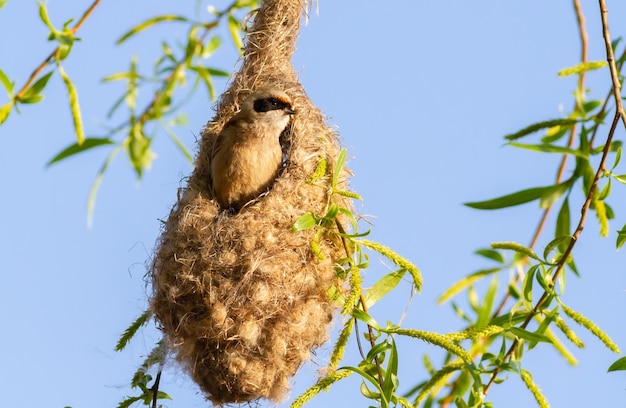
[15,0,102,100]
[598,0,626,129]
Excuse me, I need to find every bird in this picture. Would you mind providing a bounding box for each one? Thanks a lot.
[210,87,296,210]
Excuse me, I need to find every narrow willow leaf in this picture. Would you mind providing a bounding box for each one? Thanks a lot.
[541,124,569,144]
[509,142,587,159]
[476,278,498,328]
[126,123,155,177]
[520,370,550,408]
[190,65,216,101]
[608,356,626,372]
[47,137,114,166]
[539,182,569,209]
[509,327,552,344]
[465,185,553,210]
[227,14,244,53]
[290,369,353,408]
[87,146,123,227]
[543,236,570,265]
[490,311,530,328]
[612,147,622,171]
[116,15,188,45]
[504,118,578,141]
[437,268,500,304]
[292,212,318,231]
[202,35,222,58]
[557,61,607,77]
[555,197,570,252]
[333,148,347,190]
[359,239,422,292]
[352,308,379,330]
[560,303,620,353]
[475,249,505,264]
[18,70,53,101]
[364,269,407,309]
[491,241,541,261]
[58,64,85,144]
[0,69,13,96]
[521,265,537,306]
[161,125,193,163]
[0,102,11,124]
[598,178,611,201]
[616,224,626,250]
[38,1,56,33]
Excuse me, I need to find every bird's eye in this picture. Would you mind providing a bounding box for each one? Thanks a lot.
[254,97,287,113]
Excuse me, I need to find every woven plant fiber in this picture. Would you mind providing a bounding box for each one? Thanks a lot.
[151,0,349,404]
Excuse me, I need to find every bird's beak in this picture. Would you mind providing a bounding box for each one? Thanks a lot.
[285,107,296,115]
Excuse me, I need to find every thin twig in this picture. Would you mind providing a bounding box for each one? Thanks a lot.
[598,0,626,129]
[335,219,385,389]
[484,0,623,392]
[489,0,589,324]
[15,0,102,99]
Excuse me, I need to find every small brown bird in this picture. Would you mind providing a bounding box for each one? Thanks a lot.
[210,87,295,209]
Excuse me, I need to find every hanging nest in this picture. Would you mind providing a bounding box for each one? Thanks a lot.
[150,0,350,404]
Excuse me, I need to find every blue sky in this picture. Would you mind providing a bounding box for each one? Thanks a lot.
[1,1,626,407]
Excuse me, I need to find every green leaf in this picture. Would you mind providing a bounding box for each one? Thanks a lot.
[476,277,498,328]
[509,142,587,158]
[522,265,538,306]
[47,137,115,166]
[161,125,193,163]
[509,327,552,344]
[227,13,244,53]
[126,123,155,178]
[539,182,569,209]
[558,61,607,77]
[611,147,622,171]
[0,69,14,96]
[352,308,380,330]
[18,70,54,102]
[504,118,578,141]
[58,64,84,144]
[555,197,570,252]
[87,146,123,227]
[616,224,626,250]
[465,186,554,210]
[542,236,571,261]
[292,212,318,231]
[475,249,505,264]
[541,124,570,144]
[202,35,222,58]
[0,102,11,124]
[0,0,7,11]
[608,356,626,372]
[38,1,56,33]
[437,268,500,304]
[116,15,188,45]
[364,269,407,308]
[598,178,611,201]
[115,310,152,351]
[333,148,347,190]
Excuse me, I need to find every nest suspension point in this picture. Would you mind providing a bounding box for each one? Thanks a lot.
[150,0,350,404]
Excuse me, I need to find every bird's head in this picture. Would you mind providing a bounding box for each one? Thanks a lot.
[238,87,296,130]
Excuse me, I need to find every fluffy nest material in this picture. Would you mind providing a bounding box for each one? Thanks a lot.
[150,0,350,404]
